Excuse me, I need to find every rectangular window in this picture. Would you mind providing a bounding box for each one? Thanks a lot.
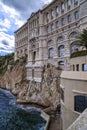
[74,95,87,113]
[56,21,60,28]
[32,69,34,78]
[67,0,71,10]
[82,64,87,71]
[76,64,79,71]
[32,51,36,64]
[68,15,72,23]
[51,23,54,30]
[46,13,50,22]
[47,26,50,32]
[74,0,78,6]
[61,2,65,12]
[56,6,59,16]
[67,0,71,6]
[51,10,55,19]
[73,65,75,71]
[74,11,79,19]
[62,18,65,26]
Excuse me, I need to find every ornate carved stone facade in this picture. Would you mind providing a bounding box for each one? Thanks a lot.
[15,0,87,82]
[14,22,28,60]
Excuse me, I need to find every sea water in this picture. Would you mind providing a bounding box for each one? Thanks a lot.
[0,88,46,130]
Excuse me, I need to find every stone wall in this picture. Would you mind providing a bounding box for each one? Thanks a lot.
[67,109,87,130]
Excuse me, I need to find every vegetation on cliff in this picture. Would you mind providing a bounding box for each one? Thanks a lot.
[0,53,28,76]
[0,53,14,75]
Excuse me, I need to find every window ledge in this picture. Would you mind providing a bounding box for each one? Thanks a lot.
[72,90,87,95]
[72,110,81,115]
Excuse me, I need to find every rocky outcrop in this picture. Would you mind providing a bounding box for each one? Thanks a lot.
[0,60,61,109]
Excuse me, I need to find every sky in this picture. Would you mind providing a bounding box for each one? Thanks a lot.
[0,0,52,56]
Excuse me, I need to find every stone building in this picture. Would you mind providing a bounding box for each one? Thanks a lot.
[15,0,87,82]
[14,0,87,129]
[14,22,28,60]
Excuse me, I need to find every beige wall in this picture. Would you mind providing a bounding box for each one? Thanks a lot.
[70,56,87,71]
[60,71,87,130]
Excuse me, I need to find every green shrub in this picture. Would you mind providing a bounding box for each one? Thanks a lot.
[70,50,87,58]
[0,53,14,75]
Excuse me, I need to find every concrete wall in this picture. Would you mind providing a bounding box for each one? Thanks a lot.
[67,109,87,130]
[60,71,87,130]
[70,56,87,71]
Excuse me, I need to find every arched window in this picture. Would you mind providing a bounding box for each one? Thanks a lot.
[69,31,77,39]
[48,40,53,46]
[71,43,80,54]
[74,95,87,113]
[48,48,54,59]
[58,61,64,69]
[57,36,64,42]
[58,45,65,57]
[58,61,64,65]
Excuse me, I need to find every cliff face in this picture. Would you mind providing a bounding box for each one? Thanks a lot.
[0,59,61,108]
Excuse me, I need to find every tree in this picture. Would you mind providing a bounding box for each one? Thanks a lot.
[77,29,87,50]
[77,29,87,71]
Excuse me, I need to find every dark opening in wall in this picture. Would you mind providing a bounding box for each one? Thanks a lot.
[73,65,75,71]
[82,64,87,71]
[32,51,36,64]
[76,64,79,71]
[74,95,87,113]
[32,69,34,78]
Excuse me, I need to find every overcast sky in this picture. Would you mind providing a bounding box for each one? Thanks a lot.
[0,0,52,55]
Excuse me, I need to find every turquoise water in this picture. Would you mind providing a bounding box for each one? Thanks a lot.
[0,88,46,130]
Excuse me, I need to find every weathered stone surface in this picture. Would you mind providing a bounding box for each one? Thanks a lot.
[67,109,87,130]
[0,61,61,108]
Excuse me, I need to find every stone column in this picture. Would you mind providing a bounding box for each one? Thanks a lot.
[27,21,30,62]
[39,39,43,61]
[53,37,58,59]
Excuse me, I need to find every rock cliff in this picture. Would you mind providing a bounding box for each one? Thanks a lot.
[0,58,61,108]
